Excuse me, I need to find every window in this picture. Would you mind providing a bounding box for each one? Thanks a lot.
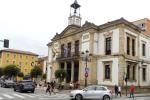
[25,62,28,65]
[142,68,146,81]
[132,66,136,80]
[67,42,71,57]
[20,55,22,59]
[105,37,111,55]
[14,54,16,58]
[127,37,130,55]
[61,44,64,57]
[75,40,79,55]
[6,60,9,64]
[13,61,15,64]
[142,43,146,56]
[105,65,110,79]
[96,86,106,91]
[132,39,135,56]
[85,86,96,90]
[19,62,22,66]
[127,65,130,79]
[7,53,9,58]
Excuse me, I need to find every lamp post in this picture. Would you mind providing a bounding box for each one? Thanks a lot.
[124,73,128,96]
[82,50,91,87]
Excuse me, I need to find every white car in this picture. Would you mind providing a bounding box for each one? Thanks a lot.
[70,85,112,100]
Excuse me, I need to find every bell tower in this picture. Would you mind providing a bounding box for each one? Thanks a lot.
[68,0,81,26]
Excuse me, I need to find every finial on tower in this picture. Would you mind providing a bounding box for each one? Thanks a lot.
[68,0,81,26]
[70,0,80,14]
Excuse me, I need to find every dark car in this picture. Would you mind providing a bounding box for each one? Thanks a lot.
[13,80,35,93]
[1,80,15,88]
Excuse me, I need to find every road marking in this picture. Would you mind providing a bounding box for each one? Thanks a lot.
[2,94,14,99]
[0,97,3,100]
[21,94,35,98]
[12,93,25,98]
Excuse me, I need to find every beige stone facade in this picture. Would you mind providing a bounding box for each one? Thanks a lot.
[47,0,150,90]
[47,18,150,88]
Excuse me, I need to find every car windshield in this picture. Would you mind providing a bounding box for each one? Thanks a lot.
[5,80,14,83]
[96,86,107,91]
[84,86,96,91]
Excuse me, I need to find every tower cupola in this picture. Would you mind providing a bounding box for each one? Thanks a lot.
[68,0,81,26]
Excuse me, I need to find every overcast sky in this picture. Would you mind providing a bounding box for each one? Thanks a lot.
[0,0,150,56]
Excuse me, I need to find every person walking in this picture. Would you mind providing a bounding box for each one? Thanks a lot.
[46,83,51,95]
[69,82,74,90]
[114,85,118,96]
[118,85,122,97]
[50,81,56,94]
[129,84,135,98]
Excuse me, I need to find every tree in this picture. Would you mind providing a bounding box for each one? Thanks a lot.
[42,73,46,80]
[23,74,31,80]
[3,64,20,79]
[0,68,4,77]
[30,66,42,78]
[55,69,67,82]
[18,72,24,78]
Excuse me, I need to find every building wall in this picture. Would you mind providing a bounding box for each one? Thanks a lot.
[47,19,150,87]
[97,58,119,85]
[0,51,38,75]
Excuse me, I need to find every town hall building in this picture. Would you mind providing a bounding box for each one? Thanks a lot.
[47,0,150,90]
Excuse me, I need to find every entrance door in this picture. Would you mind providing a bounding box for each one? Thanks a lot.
[74,61,79,82]
[66,62,71,83]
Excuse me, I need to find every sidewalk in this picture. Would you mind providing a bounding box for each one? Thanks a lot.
[113,93,150,99]
[35,87,150,97]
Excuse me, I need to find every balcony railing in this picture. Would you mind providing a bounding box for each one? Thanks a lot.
[56,52,80,61]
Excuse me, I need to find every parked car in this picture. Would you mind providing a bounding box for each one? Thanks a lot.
[1,80,15,88]
[0,78,4,85]
[13,80,35,93]
[70,85,112,100]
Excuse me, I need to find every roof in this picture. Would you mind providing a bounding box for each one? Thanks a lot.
[0,49,38,56]
[98,18,142,32]
[49,18,144,43]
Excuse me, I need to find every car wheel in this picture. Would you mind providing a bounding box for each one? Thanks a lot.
[19,88,23,93]
[4,84,6,88]
[103,95,110,100]
[75,94,82,100]
[14,88,16,91]
[31,90,35,93]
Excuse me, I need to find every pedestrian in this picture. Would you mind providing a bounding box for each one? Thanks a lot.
[50,81,56,94]
[129,84,135,98]
[46,82,51,95]
[114,85,118,96]
[118,85,122,97]
[69,82,74,90]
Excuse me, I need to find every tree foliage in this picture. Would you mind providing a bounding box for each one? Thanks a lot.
[55,69,67,81]
[42,73,46,79]
[3,64,20,77]
[18,72,24,77]
[0,68,4,77]
[30,66,42,78]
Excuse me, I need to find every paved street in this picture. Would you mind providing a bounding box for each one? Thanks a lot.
[0,87,150,100]
[0,87,69,100]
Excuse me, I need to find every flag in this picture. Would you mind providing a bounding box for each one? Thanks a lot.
[52,48,56,58]
[64,47,68,57]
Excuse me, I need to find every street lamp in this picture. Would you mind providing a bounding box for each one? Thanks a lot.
[124,73,128,96]
[81,50,91,87]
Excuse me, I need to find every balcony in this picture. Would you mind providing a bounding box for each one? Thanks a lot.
[56,52,80,61]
